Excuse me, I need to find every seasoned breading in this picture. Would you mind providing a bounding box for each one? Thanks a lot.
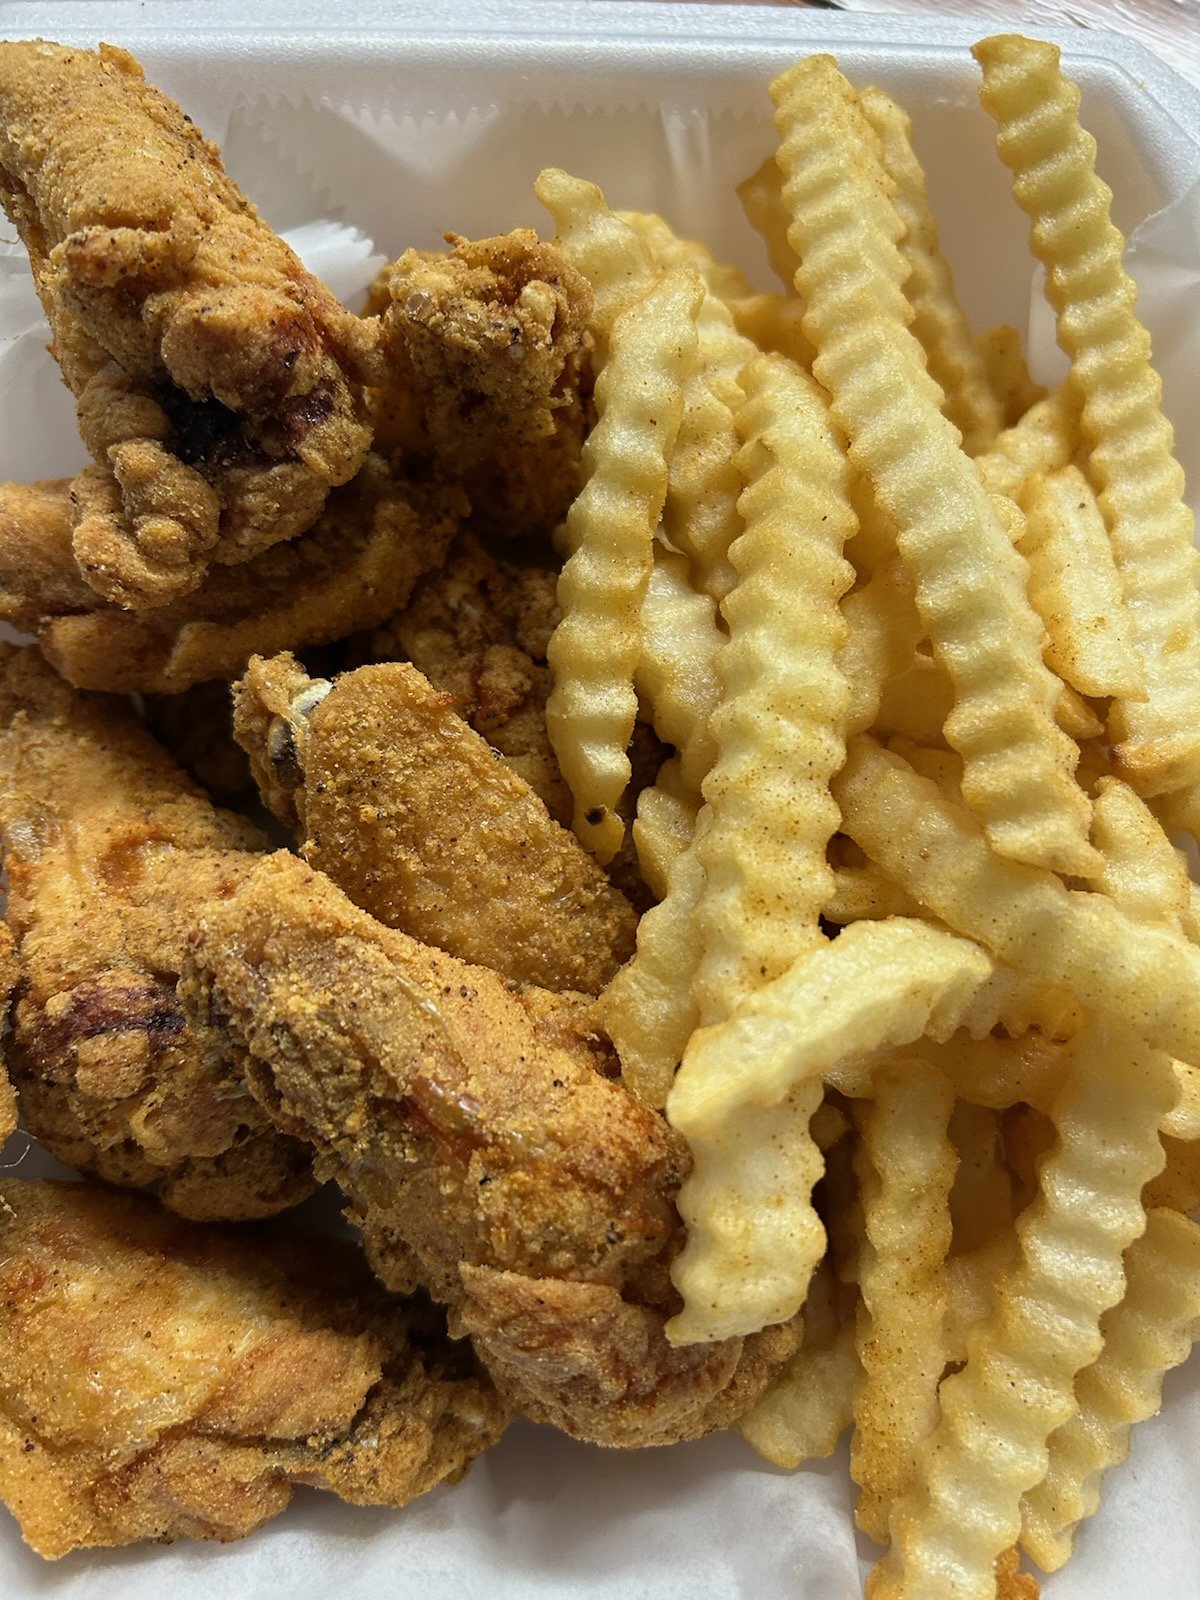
[0,40,373,608]
[0,1179,510,1557]
[365,230,594,539]
[0,923,17,1146]
[232,653,638,993]
[0,644,312,1218]
[0,456,464,694]
[182,852,802,1447]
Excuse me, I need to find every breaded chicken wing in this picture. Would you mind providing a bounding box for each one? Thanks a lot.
[0,40,373,608]
[0,923,17,1146]
[365,230,593,539]
[0,456,464,694]
[0,644,312,1218]
[232,653,637,993]
[182,852,802,1447]
[0,1179,509,1557]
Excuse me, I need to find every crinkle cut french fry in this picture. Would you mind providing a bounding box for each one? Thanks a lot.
[974,382,1080,502]
[868,1014,1175,1600]
[851,1058,956,1542]
[724,290,817,372]
[947,1099,1014,1255]
[635,546,722,798]
[739,1317,859,1468]
[974,324,1046,428]
[825,863,922,927]
[600,813,707,1110]
[1089,775,1195,936]
[1143,1135,1200,1216]
[1021,1208,1200,1573]
[833,737,1200,1067]
[975,35,1200,797]
[873,655,953,745]
[630,756,698,902]
[545,267,703,862]
[839,557,921,738]
[1163,1061,1200,1142]
[615,209,756,304]
[1018,465,1143,700]
[671,918,992,1139]
[534,168,658,358]
[771,53,1097,878]
[693,352,855,1024]
[860,85,1004,456]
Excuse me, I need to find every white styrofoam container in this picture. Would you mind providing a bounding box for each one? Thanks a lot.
[0,4,1197,1597]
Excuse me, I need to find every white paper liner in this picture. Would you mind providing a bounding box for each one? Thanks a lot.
[0,48,1198,1600]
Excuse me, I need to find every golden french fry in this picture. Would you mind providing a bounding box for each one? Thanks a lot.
[630,756,699,901]
[947,1099,1014,1255]
[534,168,657,356]
[724,290,817,371]
[974,382,1080,502]
[1018,465,1143,700]
[833,738,1200,1066]
[839,557,922,738]
[851,1058,956,1542]
[771,52,1097,878]
[975,34,1200,796]
[1089,775,1195,936]
[736,155,803,289]
[740,1317,859,1468]
[869,1014,1175,1600]
[860,84,1004,456]
[1021,1208,1200,1571]
[1143,1135,1200,1216]
[616,208,756,303]
[825,863,923,926]
[635,545,723,798]
[944,1232,1019,1367]
[693,352,855,1023]
[545,267,703,861]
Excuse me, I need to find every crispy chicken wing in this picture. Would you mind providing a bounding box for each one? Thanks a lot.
[365,230,593,540]
[0,456,464,694]
[0,41,373,608]
[182,852,802,1447]
[232,653,637,993]
[0,644,312,1218]
[0,1179,509,1558]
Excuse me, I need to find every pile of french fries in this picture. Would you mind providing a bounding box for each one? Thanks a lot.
[538,33,1200,1600]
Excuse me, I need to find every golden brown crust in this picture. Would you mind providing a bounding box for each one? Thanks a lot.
[0,644,313,1218]
[366,229,594,539]
[0,40,373,607]
[0,922,17,1146]
[232,654,638,993]
[0,1179,510,1557]
[182,852,802,1445]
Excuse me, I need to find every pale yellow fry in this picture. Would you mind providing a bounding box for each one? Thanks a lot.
[975,323,1046,427]
[630,755,698,902]
[833,737,1200,1066]
[887,737,963,797]
[725,290,817,371]
[534,168,657,356]
[1143,1135,1200,1215]
[600,812,707,1109]
[635,545,723,797]
[546,268,703,861]
[825,864,923,926]
[869,1014,1175,1600]
[771,53,1096,878]
[1055,684,1104,742]
[975,35,1200,796]
[839,557,922,737]
[740,1318,859,1467]
[671,918,992,1139]
[1021,1207,1200,1572]
[1089,774,1194,935]
[737,154,803,289]
[693,351,855,1023]
[874,655,954,745]
[616,208,756,302]
[860,84,1004,456]
[852,1058,956,1542]
[1018,465,1143,699]
[943,1232,1019,1367]
[974,382,1080,502]
[1164,1061,1200,1142]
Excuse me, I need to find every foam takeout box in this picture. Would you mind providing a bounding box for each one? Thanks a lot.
[0,1,1198,1595]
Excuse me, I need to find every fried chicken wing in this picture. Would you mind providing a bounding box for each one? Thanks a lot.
[365,230,593,539]
[0,644,313,1218]
[0,923,17,1146]
[0,1179,509,1557]
[232,653,637,993]
[182,852,802,1447]
[0,456,464,694]
[0,40,373,608]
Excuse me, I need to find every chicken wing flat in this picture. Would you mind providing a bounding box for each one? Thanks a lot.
[0,644,313,1218]
[232,653,637,993]
[182,852,802,1447]
[365,230,593,540]
[0,40,373,608]
[0,1179,509,1558]
[0,456,464,694]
